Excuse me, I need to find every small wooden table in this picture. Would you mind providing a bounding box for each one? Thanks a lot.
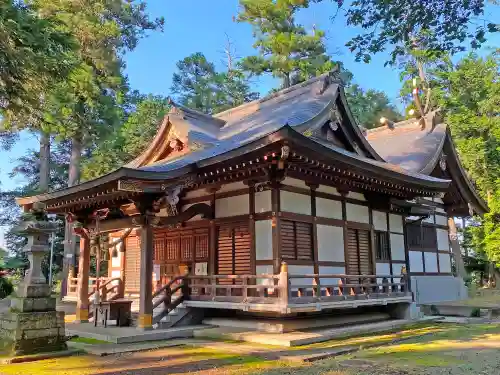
[94,299,133,327]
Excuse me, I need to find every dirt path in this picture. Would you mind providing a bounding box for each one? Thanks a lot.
[2,323,500,375]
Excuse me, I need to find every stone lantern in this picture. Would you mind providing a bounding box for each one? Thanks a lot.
[0,204,67,355]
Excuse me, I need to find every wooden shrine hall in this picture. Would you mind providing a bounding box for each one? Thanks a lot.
[17,72,486,330]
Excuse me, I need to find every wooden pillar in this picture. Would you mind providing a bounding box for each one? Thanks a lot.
[271,183,281,274]
[75,235,90,323]
[138,217,154,330]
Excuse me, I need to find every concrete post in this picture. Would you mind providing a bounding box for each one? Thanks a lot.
[75,235,90,322]
[137,217,154,330]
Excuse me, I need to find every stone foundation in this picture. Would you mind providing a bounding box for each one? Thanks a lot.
[0,310,67,355]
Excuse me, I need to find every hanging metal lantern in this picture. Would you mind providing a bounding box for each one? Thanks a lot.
[101,248,110,261]
[111,246,118,258]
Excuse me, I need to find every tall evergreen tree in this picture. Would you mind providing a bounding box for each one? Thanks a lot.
[345,84,402,129]
[171,52,258,114]
[0,1,73,114]
[237,0,335,88]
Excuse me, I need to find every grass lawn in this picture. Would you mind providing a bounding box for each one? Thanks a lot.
[2,323,500,374]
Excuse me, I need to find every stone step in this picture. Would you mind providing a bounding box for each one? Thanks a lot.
[203,312,391,333]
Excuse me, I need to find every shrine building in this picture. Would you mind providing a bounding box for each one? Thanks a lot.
[17,72,486,330]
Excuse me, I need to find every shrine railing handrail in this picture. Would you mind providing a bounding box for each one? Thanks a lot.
[184,263,410,307]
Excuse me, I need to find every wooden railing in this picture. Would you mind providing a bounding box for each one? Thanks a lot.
[89,277,124,302]
[152,276,188,324]
[66,276,111,300]
[186,274,282,304]
[185,262,409,307]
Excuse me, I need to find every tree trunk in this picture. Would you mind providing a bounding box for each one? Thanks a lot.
[283,73,291,89]
[68,133,82,187]
[448,217,467,279]
[39,131,50,193]
[61,133,83,298]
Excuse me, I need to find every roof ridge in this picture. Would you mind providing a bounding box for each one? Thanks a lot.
[214,71,342,122]
[168,98,226,127]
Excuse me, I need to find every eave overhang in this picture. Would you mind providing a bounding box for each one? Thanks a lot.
[17,126,450,213]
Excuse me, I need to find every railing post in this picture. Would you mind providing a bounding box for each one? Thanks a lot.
[382,277,389,294]
[242,276,248,301]
[182,273,189,301]
[400,272,407,293]
[313,276,321,299]
[278,262,289,308]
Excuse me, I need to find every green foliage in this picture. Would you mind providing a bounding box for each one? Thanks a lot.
[345,84,402,129]
[82,94,170,180]
[432,53,500,266]
[323,0,498,64]
[0,1,74,115]
[0,276,13,299]
[470,307,481,317]
[237,0,335,88]
[171,52,259,114]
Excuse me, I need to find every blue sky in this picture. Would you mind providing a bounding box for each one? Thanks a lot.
[1,0,499,193]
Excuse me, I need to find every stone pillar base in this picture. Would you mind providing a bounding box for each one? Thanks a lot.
[137,313,153,330]
[75,307,89,323]
[0,311,67,356]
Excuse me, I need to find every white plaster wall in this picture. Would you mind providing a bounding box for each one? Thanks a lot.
[389,214,404,233]
[255,190,272,213]
[218,181,247,193]
[282,177,308,188]
[319,266,345,287]
[181,201,211,221]
[391,263,406,276]
[317,185,340,195]
[317,225,344,262]
[280,191,311,215]
[435,214,448,226]
[255,220,273,260]
[215,195,249,218]
[409,251,424,272]
[376,263,392,284]
[346,203,369,223]
[111,250,121,268]
[256,265,274,286]
[424,252,438,272]
[288,265,314,287]
[376,263,391,276]
[111,269,121,278]
[316,198,342,219]
[439,253,452,273]
[423,214,435,224]
[390,233,406,261]
[347,192,366,201]
[372,210,387,231]
[437,228,450,251]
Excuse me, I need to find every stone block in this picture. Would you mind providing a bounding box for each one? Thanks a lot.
[17,311,62,329]
[11,336,67,356]
[32,297,56,312]
[16,283,51,298]
[24,328,60,340]
[0,310,67,356]
[10,297,33,312]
